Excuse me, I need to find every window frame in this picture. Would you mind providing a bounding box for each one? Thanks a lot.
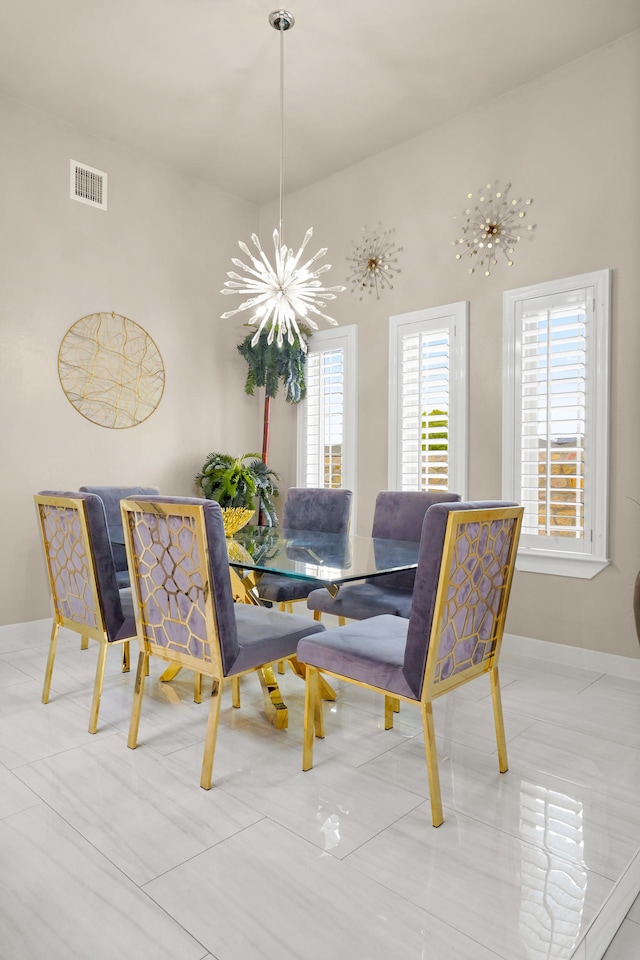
[502,269,611,578]
[296,324,358,517]
[388,302,469,499]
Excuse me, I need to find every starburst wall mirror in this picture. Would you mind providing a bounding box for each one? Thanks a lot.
[453,181,535,276]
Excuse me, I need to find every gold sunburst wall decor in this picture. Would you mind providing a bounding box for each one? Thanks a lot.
[453,181,535,276]
[58,312,165,429]
[346,223,402,300]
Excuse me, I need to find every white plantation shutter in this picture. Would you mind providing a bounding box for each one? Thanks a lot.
[304,347,344,488]
[503,270,610,578]
[389,303,468,498]
[399,328,450,490]
[519,299,587,543]
[298,326,357,502]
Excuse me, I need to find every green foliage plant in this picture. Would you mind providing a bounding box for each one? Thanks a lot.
[194,452,280,527]
[237,327,310,403]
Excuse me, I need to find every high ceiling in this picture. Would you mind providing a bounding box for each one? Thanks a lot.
[1,0,639,205]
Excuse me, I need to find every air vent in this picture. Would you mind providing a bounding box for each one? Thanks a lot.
[70,160,107,210]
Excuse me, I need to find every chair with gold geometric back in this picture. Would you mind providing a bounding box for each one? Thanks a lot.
[79,485,159,588]
[256,487,353,611]
[297,500,523,827]
[120,495,325,789]
[34,491,137,733]
[306,490,461,623]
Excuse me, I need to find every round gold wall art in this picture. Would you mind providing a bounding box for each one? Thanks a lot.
[58,312,165,429]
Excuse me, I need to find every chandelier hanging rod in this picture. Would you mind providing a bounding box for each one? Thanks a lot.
[268,10,294,240]
[220,8,344,353]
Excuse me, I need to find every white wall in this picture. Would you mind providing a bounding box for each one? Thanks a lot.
[0,96,261,625]
[263,32,640,658]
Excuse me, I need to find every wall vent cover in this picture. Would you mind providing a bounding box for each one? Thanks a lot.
[70,160,107,209]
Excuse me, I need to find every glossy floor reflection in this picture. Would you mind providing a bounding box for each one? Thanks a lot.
[0,617,639,960]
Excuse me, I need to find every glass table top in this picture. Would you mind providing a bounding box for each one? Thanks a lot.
[227,525,420,586]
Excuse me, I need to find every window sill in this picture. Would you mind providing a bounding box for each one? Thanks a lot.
[515,550,610,580]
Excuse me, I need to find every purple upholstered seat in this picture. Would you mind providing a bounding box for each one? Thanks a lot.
[34,491,137,733]
[306,490,461,621]
[257,487,352,605]
[120,494,325,788]
[297,500,523,827]
[79,485,160,588]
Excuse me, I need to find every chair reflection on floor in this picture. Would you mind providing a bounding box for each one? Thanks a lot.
[34,491,137,733]
[297,500,523,827]
[120,495,325,788]
[307,490,461,624]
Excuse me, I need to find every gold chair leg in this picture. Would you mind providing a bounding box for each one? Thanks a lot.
[127,652,148,749]
[314,675,324,741]
[80,634,89,650]
[42,622,60,704]
[303,666,323,770]
[421,700,443,827]
[313,610,322,622]
[88,641,108,734]
[277,661,285,674]
[200,678,223,789]
[122,641,130,673]
[231,675,241,708]
[384,695,395,730]
[338,616,346,626]
[490,666,509,773]
[194,673,203,704]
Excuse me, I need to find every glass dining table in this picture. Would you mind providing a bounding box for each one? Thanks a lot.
[118,522,420,728]
[226,524,420,603]
[222,525,420,727]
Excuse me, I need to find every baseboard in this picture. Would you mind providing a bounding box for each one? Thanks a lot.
[503,632,640,680]
[580,844,640,960]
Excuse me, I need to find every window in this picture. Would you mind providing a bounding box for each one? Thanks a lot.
[297,325,357,503]
[388,303,468,498]
[502,269,611,578]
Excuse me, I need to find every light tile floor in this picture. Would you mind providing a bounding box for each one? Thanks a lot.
[1,616,639,960]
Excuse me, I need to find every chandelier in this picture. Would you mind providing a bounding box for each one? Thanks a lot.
[221,10,344,353]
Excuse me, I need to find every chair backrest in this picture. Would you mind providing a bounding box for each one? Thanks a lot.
[35,491,127,642]
[79,486,160,572]
[282,487,352,535]
[402,501,523,699]
[367,490,462,590]
[119,495,239,677]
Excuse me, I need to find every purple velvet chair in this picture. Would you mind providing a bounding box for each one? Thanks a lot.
[120,495,325,789]
[79,485,160,588]
[306,490,461,623]
[34,491,137,733]
[298,500,523,827]
[257,487,353,610]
